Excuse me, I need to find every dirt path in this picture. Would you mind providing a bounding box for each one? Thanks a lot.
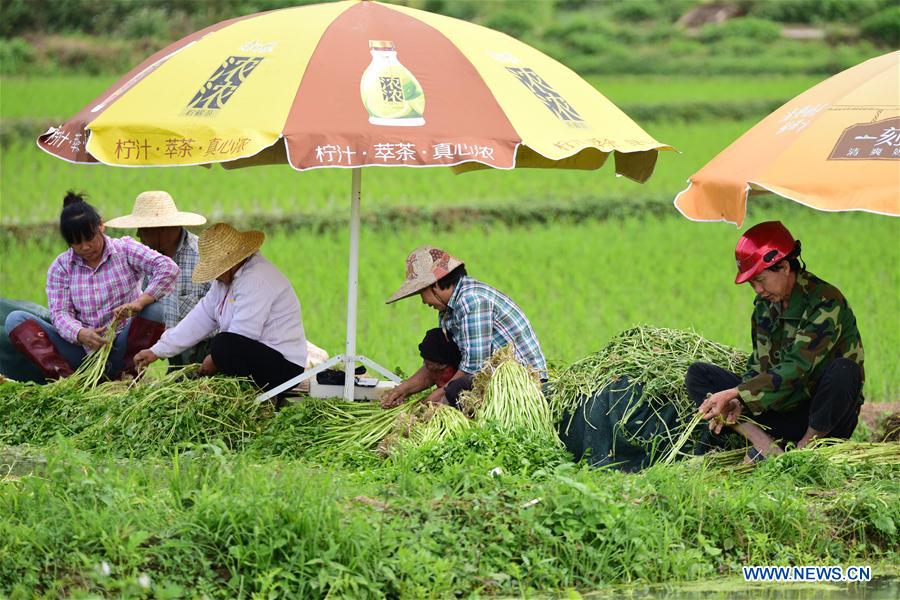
[860,401,900,431]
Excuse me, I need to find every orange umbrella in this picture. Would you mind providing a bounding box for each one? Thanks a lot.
[675,51,900,225]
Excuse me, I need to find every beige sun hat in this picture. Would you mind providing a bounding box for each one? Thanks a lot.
[105,191,207,228]
[386,246,464,304]
[192,223,265,283]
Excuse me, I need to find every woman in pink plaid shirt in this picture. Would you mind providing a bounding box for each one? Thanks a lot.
[5,192,178,381]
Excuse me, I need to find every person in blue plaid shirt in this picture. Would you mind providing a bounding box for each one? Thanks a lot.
[107,191,212,367]
[384,246,546,408]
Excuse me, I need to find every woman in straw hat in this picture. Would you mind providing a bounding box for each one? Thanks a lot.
[106,190,211,367]
[5,191,178,382]
[134,223,308,394]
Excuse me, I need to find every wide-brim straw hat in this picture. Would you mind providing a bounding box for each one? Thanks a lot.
[386,246,464,304]
[106,190,207,228]
[192,223,265,283]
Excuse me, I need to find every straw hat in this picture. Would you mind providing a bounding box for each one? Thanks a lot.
[105,191,207,228]
[386,246,464,304]
[192,223,265,283]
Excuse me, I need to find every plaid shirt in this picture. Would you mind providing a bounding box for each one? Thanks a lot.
[157,229,210,328]
[46,235,178,344]
[439,276,546,376]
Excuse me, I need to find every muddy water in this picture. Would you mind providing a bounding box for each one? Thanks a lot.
[584,576,898,599]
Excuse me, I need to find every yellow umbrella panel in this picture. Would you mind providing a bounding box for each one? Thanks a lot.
[675,51,900,226]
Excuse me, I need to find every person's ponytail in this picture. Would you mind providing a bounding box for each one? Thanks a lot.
[63,190,86,207]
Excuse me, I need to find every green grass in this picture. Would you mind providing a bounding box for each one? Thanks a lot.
[3,205,898,401]
[585,74,826,105]
[0,75,117,119]
[0,75,823,120]
[0,438,896,597]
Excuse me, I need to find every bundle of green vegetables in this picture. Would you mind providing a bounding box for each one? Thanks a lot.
[302,396,427,454]
[384,403,474,455]
[382,346,557,455]
[0,366,269,455]
[54,314,121,393]
[409,404,473,445]
[458,345,557,442]
[689,439,900,474]
[547,326,748,458]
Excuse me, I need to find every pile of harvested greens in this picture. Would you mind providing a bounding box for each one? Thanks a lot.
[546,326,748,459]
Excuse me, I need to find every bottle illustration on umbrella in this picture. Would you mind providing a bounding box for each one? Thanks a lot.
[360,40,425,126]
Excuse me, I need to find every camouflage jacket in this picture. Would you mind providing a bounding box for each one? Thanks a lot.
[737,271,864,414]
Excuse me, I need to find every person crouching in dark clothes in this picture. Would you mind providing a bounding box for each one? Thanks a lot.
[687,221,864,462]
[380,328,462,409]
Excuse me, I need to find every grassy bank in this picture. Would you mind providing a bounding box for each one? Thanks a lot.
[1,437,896,597]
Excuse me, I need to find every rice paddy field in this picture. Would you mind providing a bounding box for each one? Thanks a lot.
[2,118,753,224]
[1,72,898,597]
[0,73,821,224]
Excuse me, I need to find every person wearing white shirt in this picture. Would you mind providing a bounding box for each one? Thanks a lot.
[134,223,307,393]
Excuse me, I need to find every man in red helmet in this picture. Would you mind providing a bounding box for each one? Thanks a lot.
[685,221,864,461]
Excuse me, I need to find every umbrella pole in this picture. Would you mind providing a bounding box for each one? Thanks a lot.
[255,167,400,405]
[343,168,362,401]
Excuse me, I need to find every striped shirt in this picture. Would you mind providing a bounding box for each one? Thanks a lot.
[46,235,179,344]
[439,276,546,376]
[157,229,210,328]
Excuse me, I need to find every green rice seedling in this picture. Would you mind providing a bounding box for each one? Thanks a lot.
[0,315,127,445]
[247,397,401,462]
[548,326,747,421]
[661,411,706,465]
[0,351,135,446]
[796,439,900,466]
[691,447,748,470]
[387,420,570,477]
[0,380,109,444]
[696,439,900,476]
[379,403,473,457]
[662,392,764,464]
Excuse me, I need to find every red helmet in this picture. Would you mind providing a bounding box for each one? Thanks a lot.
[734,221,797,284]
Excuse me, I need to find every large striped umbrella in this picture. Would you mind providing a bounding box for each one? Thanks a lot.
[38,0,671,400]
[675,51,900,226]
